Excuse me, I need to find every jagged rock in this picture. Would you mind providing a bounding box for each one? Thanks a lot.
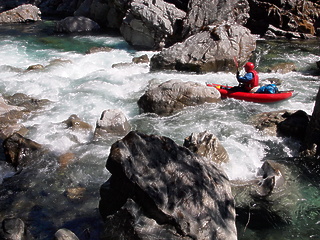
[184,131,229,165]
[99,131,237,240]
[246,0,320,38]
[94,109,131,138]
[54,228,79,240]
[0,4,41,23]
[183,0,250,36]
[251,109,310,140]
[54,16,100,33]
[120,0,186,50]
[150,24,256,73]
[301,86,320,156]
[138,79,220,116]
[251,110,296,136]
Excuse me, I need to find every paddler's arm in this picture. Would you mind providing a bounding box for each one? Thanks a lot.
[237,72,253,83]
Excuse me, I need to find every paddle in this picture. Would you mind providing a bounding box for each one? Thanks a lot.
[233,56,239,77]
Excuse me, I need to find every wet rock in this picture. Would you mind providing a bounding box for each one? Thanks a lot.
[150,24,256,73]
[94,109,131,139]
[0,4,41,23]
[99,131,237,240]
[132,54,149,64]
[62,114,92,132]
[54,16,100,33]
[0,217,33,240]
[184,131,229,165]
[120,0,186,50]
[26,64,45,71]
[54,228,79,240]
[4,93,50,112]
[138,79,220,116]
[58,152,76,168]
[3,133,43,170]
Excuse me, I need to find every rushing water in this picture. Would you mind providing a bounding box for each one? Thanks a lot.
[0,21,319,239]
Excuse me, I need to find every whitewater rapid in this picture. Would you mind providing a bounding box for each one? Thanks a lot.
[0,26,319,184]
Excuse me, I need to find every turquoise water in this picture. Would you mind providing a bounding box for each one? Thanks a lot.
[0,21,319,239]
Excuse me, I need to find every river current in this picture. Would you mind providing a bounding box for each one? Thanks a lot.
[0,21,319,239]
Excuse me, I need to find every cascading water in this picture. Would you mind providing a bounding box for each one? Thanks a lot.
[0,21,319,239]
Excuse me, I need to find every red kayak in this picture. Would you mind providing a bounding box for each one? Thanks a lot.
[207,83,295,103]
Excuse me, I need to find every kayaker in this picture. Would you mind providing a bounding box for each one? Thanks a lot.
[236,62,259,92]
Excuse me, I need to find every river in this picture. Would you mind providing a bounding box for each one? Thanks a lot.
[0,20,319,239]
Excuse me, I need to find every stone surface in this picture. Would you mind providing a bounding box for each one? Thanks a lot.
[150,24,256,73]
[138,79,220,116]
[99,131,237,240]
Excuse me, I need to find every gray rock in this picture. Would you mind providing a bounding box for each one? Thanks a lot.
[54,16,100,33]
[0,4,41,23]
[138,79,221,116]
[150,24,256,73]
[120,0,186,50]
[99,131,237,240]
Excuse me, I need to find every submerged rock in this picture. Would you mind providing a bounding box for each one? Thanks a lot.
[0,217,33,240]
[232,160,301,230]
[138,79,220,116]
[54,16,100,33]
[99,131,237,240]
[54,228,79,240]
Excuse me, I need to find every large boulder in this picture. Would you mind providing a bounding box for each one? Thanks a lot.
[0,4,41,23]
[137,79,220,116]
[54,16,100,33]
[120,0,186,50]
[150,24,256,73]
[99,131,237,240]
[301,86,320,156]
